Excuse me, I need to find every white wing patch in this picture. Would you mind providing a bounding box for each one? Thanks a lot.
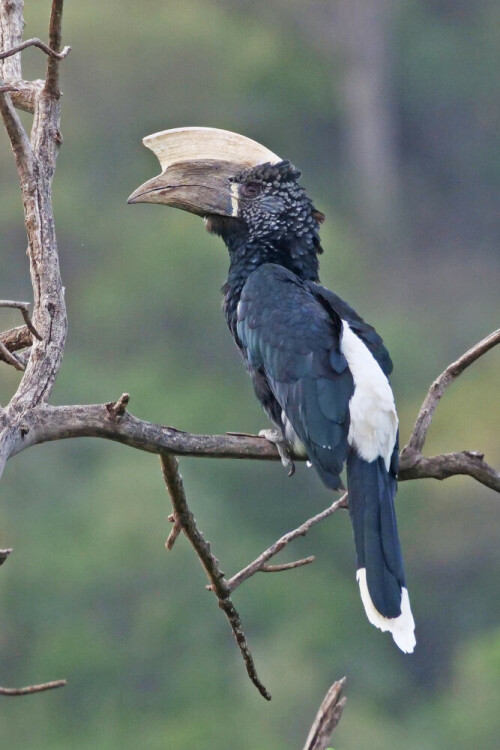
[340,322,398,469]
[357,568,416,653]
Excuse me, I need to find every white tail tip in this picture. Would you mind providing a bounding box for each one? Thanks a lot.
[356,568,416,653]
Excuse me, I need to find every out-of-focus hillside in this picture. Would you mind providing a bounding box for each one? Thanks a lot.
[0,1,499,748]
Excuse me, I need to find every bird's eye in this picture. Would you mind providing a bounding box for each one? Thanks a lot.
[240,182,262,199]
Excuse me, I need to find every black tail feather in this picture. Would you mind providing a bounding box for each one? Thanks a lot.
[346,449,415,651]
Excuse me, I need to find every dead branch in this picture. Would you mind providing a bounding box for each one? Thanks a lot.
[0,679,66,696]
[0,300,42,340]
[0,325,32,360]
[260,556,316,572]
[5,399,497,492]
[0,0,68,420]
[303,677,347,750]
[106,392,130,417]
[45,0,65,96]
[405,328,500,455]
[165,512,182,550]
[226,494,347,593]
[0,37,70,61]
[159,453,271,701]
[0,340,25,370]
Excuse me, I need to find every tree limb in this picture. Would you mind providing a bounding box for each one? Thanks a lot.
[0,340,25,370]
[0,37,70,62]
[226,495,347,593]
[45,0,66,96]
[0,325,33,362]
[5,400,497,492]
[159,453,272,701]
[303,677,347,750]
[404,328,500,455]
[0,679,66,696]
[260,556,316,573]
[0,300,42,340]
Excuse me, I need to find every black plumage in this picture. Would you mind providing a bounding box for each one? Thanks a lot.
[208,161,414,651]
[130,139,416,652]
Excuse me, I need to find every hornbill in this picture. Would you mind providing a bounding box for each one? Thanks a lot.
[129,127,416,653]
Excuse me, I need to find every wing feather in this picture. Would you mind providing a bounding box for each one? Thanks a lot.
[237,264,354,489]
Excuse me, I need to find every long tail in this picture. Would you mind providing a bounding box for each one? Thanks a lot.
[346,449,416,653]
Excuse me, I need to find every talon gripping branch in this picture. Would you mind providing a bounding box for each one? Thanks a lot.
[129,127,416,653]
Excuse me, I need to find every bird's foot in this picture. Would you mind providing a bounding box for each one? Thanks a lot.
[259,429,295,477]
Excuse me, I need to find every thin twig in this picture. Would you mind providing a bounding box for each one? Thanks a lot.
[159,453,271,700]
[106,392,130,417]
[405,328,500,455]
[226,494,347,593]
[0,340,25,370]
[0,300,41,340]
[0,84,18,93]
[260,556,315,572]
[165,513,182,550]
[303,677,347,750]
[0,37,70,61]
[0,679,66,696]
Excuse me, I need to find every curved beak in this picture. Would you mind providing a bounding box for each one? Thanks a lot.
[127,159,239,217]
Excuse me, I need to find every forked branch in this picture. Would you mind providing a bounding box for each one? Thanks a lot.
[226,494,347,593]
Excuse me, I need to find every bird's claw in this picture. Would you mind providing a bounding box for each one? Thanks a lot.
[259,429,295,477]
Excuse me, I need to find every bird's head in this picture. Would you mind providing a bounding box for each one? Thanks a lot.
[128,127,324,251]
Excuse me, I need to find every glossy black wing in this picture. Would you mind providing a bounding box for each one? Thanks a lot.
[306,282,393,376]
[237,263,354,490]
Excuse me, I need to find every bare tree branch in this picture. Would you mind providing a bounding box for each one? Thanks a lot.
[303,677,347,750]
[165,513,183,550]
[260,556,316,573]
[226,494,347,593]
[399,449,500,492]
[0,300,42,340]
[0,679,66,696]
[405,328,500,455]
[4,399,496,492]
[0,325,33,361]
[0,0,68,420]
[159,453,271,701]
[0,0,24,82]
[0,340,25,370]
[45,0,66,96]
[0,37,70,61]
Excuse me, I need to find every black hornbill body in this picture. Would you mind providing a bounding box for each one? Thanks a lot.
[129,127,416,653]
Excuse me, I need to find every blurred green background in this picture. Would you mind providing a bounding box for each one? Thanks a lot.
[1,1,499,748]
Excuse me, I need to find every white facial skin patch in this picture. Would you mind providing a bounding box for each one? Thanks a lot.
[230,182,240,217]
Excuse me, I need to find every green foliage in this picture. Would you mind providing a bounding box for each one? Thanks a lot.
[1,1,499,748]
